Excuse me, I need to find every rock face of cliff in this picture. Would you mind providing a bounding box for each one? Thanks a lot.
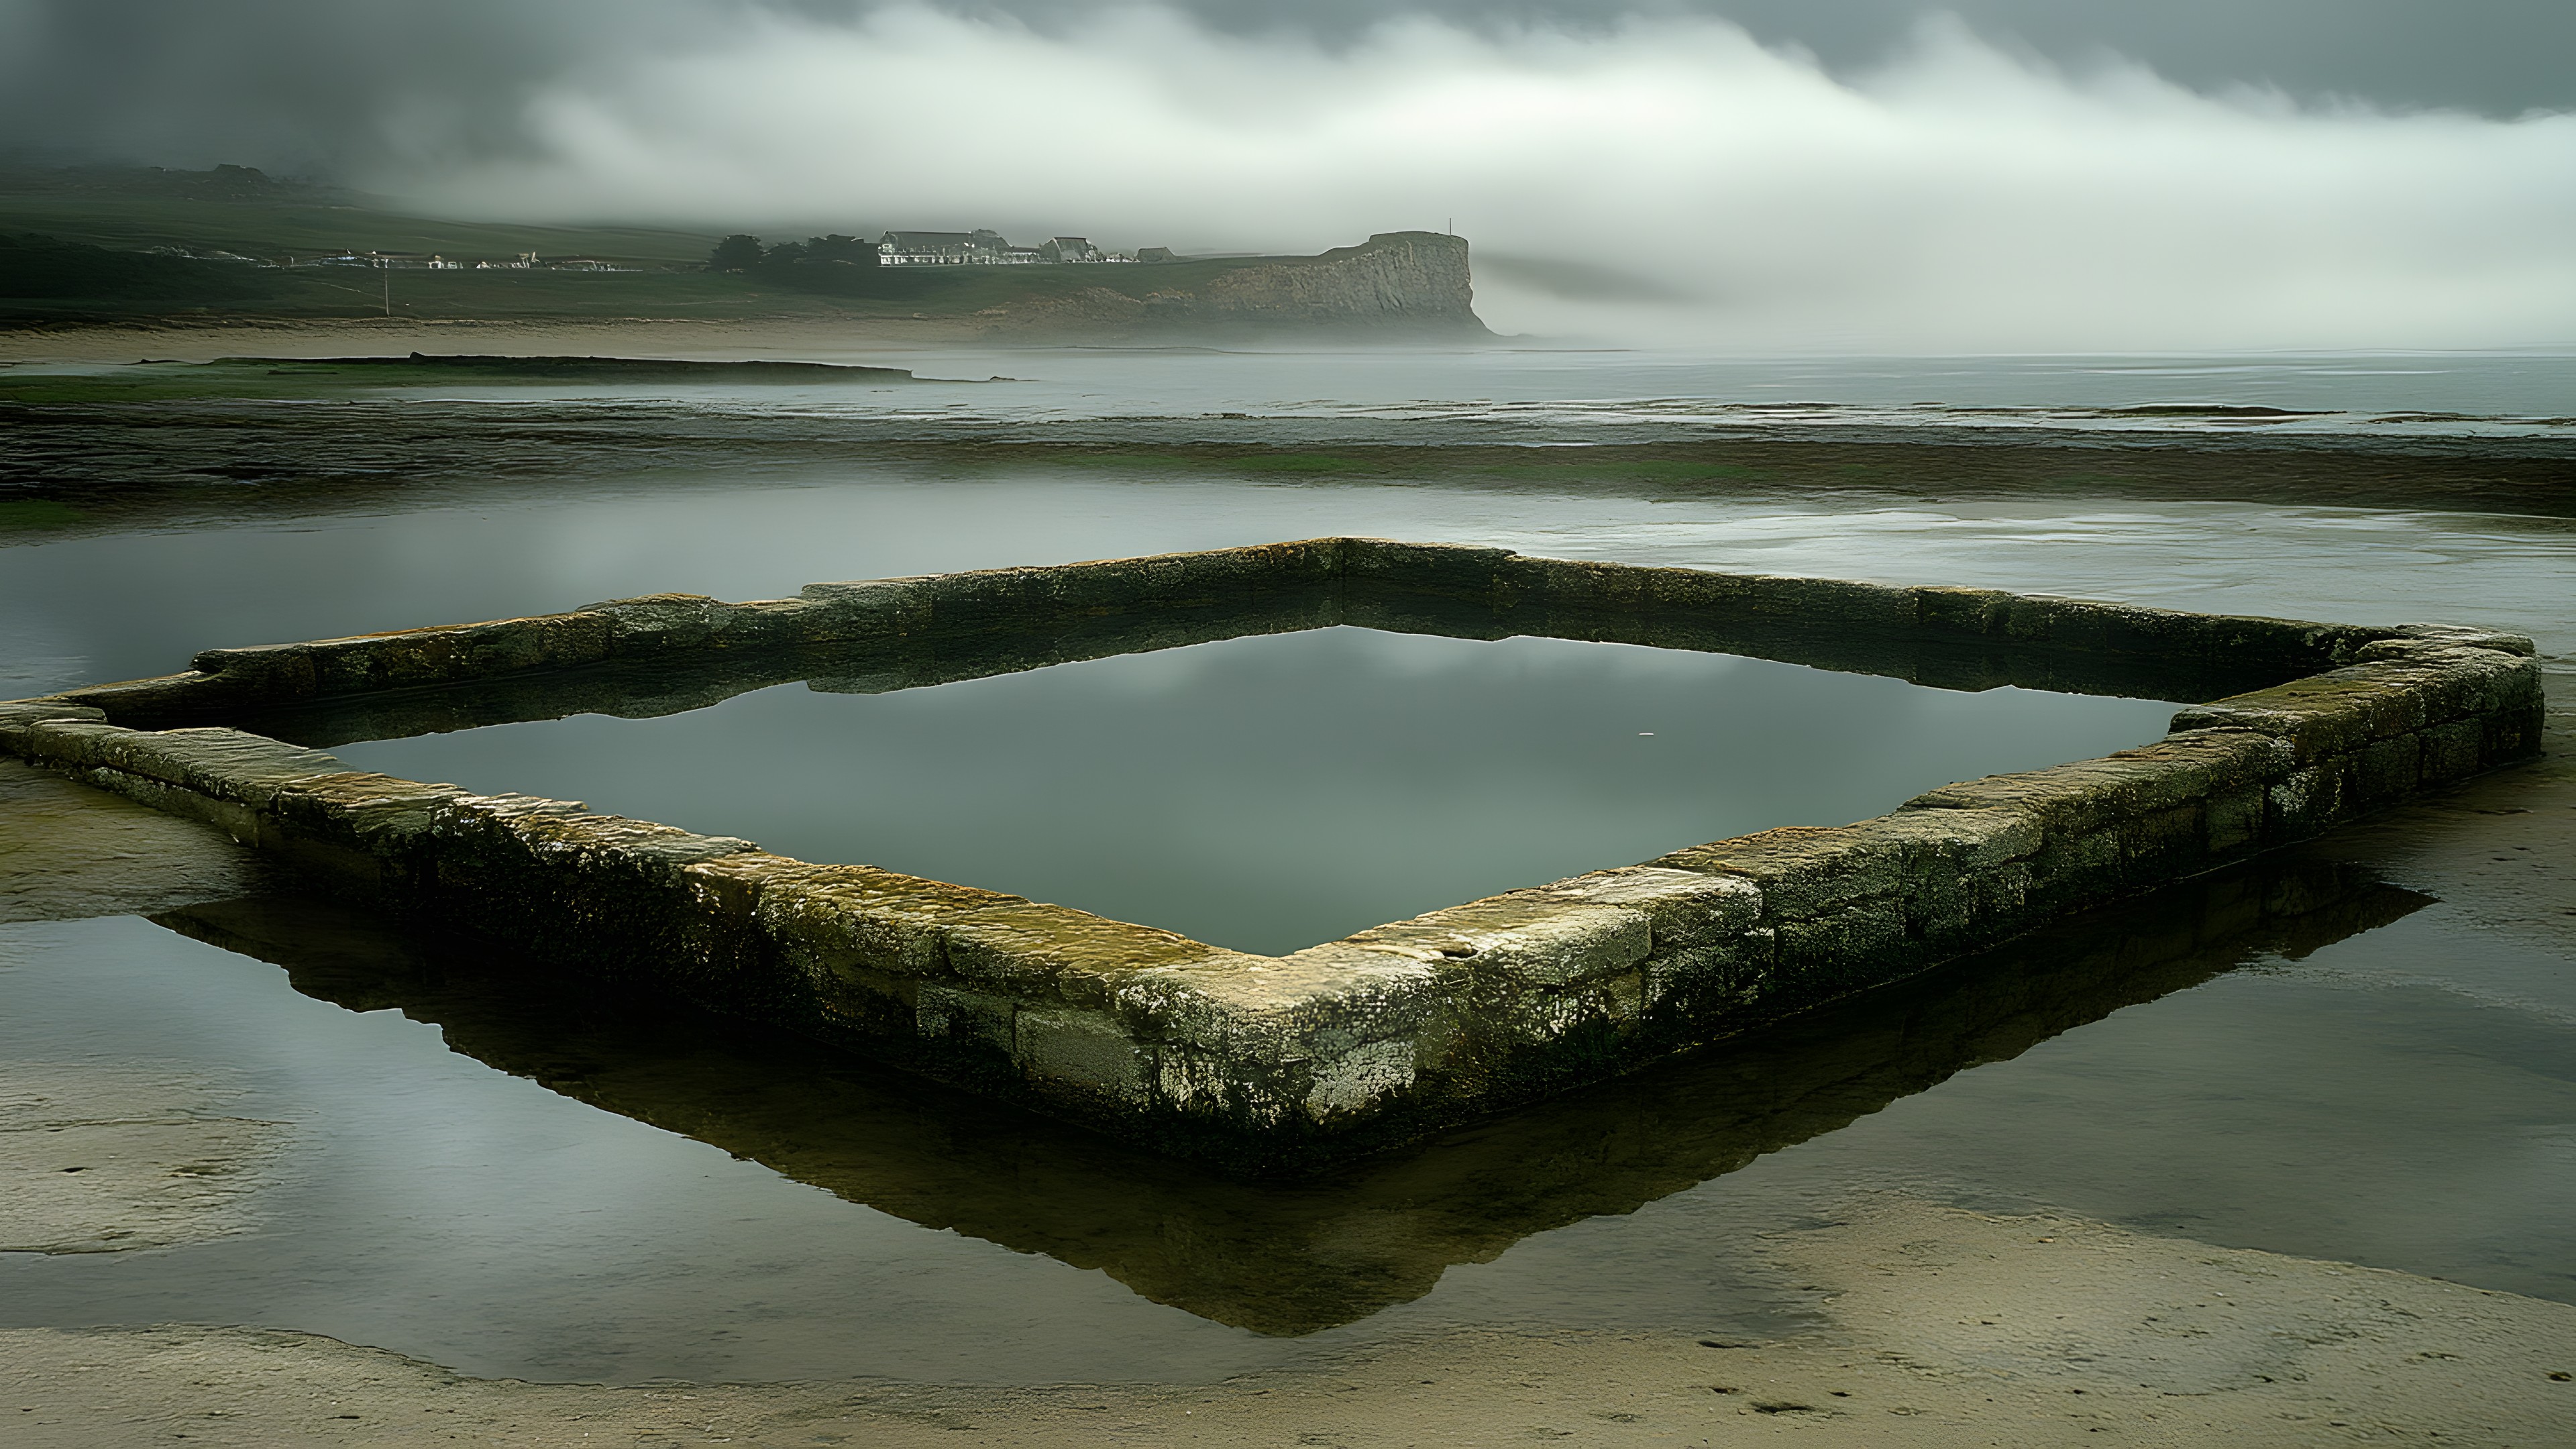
[986,232,1488,341]
[1192,231,1483,332]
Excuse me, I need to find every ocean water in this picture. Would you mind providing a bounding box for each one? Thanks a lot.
[79,344,2576,441]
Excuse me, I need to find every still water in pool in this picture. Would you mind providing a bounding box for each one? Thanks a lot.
[327,628,2184,955]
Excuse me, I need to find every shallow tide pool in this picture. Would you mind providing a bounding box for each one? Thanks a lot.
[325,629,2182,954]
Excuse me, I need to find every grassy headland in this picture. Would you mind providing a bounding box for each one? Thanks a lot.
[0,166,1484,338]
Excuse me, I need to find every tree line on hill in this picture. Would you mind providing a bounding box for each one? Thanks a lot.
[706,233,885,294]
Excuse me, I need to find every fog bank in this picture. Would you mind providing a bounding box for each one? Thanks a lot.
[371,7,2573,351]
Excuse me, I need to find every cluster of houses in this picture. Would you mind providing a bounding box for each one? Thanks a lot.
[877,230,1177,266]
[240,235,1177,272]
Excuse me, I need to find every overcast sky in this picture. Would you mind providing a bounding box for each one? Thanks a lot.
[5,0,2571,349]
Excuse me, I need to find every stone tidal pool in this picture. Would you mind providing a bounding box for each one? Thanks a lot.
[320,629,2184,957]
[1,370,2571,1391]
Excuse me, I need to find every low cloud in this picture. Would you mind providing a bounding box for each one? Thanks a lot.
[390,7,2576,350]
[114,5,2576,350]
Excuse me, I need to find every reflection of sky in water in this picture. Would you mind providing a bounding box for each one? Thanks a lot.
[2,472,2571,705]
[3,864,2569,1384]
[332,631,2180,955]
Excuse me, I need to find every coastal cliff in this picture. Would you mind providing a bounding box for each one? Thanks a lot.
[980,231,1488,341]
[0,164,1490,342]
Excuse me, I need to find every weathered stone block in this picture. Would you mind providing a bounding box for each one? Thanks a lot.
[2354,733,2424,803]
[1340,896,1652,987]
[2206,786,2265,855]
[2265,760,2351,841]
[1741,575,1917,629]
[2381,624,2538,657]
[1644,936,1772,1018]
[265,770,466,859]
[1532,866,1762,950]
[914,982,1018,1049]
[1346,538,1516,602]
[1847,809,2046,945]
[1509,556,1644,616]
[810,961,916,1037]
[1866,806,2046,871]
[2119,802,2210,881]
[1119,947,1446,1061]
[1911,585,2019,639]
[1652,824,1899,918]
[2175,648,2538,766]
[1014,1006,1151,1101]
[191,612,618,699]
[1774,900,1910,985]
[23,722,344,810]
[1459,973,1640,1049]
[943,900,1225,1008]
[796,576,937,638]
[582,593,815,655]
[1907,730,2284,841]
[0,700,105,752]
[1303,1037,1418,1120]
[2021,826,2125,908]
[1961,859,2037,932]
[62,763,266,843]
[2420,718,2483,782]
[756,864,1008,985]
[43,670,241,722]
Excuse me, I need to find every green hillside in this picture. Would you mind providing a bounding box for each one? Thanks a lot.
[0,164,1324,326]
[0,164,1494,335]
[0,164,715,266]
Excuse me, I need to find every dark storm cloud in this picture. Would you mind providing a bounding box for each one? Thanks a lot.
[0,0,714,173]
[2,0,2571,178]
[1012,0,2576,116]
[5,1,2570,351]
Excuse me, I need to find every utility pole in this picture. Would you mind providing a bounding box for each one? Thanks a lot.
[382,263,390,317]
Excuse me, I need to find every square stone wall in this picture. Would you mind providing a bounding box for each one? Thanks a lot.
[0,539,2544,1173]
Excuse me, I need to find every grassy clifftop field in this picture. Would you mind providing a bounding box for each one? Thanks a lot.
[0,166,1485,338]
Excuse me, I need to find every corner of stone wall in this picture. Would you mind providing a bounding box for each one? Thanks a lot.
[2171,640,2544,840]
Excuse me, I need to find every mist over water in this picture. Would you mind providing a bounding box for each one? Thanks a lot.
[7,5,2572,350]
[366,6,2576,352]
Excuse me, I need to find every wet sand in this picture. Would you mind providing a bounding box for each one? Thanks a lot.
[5,1194,2572,1447]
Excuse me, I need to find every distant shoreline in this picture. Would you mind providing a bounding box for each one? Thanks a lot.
[0,314,995,364]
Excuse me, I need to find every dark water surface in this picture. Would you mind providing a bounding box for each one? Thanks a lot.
[327,630,2179,955]
[2,394,2571,1387]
